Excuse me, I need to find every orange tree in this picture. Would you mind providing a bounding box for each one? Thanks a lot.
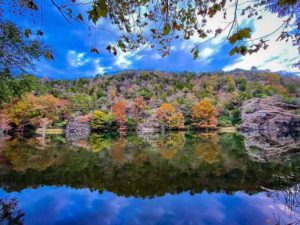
[156,103,184,129]
[112,100,127,135]
[192,100,217,129]
[132,96,146,124]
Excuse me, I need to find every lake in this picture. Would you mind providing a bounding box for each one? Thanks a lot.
[0,132,299,225]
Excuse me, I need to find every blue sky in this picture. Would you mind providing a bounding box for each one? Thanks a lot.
[5,1,300,79]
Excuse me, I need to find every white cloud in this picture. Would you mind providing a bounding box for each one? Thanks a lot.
[223,13,299,74]
[66,50,111,75]
[67,50,90,67]
[200,47,214,59]
[95,67,105,74]
[114,52,133,69]
[151,53,162,60]
[92,59,108,75]
[135,55,143,60]
[113,46,145,69]
[180,42,189,51]
[170,45,177,51]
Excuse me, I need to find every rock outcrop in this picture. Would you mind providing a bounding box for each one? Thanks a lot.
[65,118,91,141]
[137,116,163,133]
[240,96,300,161]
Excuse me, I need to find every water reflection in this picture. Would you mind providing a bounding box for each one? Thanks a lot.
[0,187,299,225]
[0,132,299,224]
[0,198,24,225]
[242,130,300,162]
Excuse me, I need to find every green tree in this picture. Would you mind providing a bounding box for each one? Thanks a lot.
[67,94,95,114]
[90,110,115,131]
[0,21,52,74]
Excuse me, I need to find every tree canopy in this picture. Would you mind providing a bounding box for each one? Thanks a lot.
[0,0,299,65]
[0,20,52,74]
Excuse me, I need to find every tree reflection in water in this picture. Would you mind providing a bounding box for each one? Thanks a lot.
[0,198,24,225]
[264,172,300,225]
[0,132,300,224]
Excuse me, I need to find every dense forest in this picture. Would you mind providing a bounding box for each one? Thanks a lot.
[1,70,299,135]
[0,12,299,136]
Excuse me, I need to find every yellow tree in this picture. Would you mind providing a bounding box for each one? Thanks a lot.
[90,110,106,130]
[170,112,185,129]
[156,103,175,128]
[9,94,64,132]
[192,100,217,129]
[156,103,185,129]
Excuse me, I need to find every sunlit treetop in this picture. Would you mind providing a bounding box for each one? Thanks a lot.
[1,0,299,66]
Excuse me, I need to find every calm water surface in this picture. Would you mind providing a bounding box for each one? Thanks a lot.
[0,132,299,225]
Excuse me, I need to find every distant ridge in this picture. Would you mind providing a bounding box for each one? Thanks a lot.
[225,67,299,77]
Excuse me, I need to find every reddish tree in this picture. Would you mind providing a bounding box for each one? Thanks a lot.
[156,103,176,128]
[132,97,146,124]
[78,114,93,123]
[112,101,127,136]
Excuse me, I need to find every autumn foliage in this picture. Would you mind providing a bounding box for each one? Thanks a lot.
[192,100,217,129]
[0,109,11,135]
[170,112,185,129]
[9,94,66,130]
[132,97,146,123]
[156,103,184,129]
[1,71,298,136]
[112,101,127,135]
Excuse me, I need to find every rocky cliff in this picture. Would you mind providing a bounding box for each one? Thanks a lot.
[240,96,300,161]
[65,118,91,141]
[137,116,163,133]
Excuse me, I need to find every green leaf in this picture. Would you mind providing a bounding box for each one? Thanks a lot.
[88,0,107,24]
[118,41,126,51]
[239,46,248,55]
[162,23,171,35]
[88,9,98,24]
[161,5,167,14]
[193,49,199,59]
[229,47,238,56]
[228,28,251,44]
[24,29,32,38]
[27,0,38,10]
[44,51,54,60]
[278,0,296,5]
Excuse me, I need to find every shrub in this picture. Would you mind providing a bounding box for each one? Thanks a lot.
[90,110,115,131]
[218,116,232,127]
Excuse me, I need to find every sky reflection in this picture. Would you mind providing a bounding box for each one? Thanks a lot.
[0,186,297,225]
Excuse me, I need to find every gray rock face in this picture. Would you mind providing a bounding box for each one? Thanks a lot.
[137,116,163,133]
[240,97,300,161]
[65,118,90,141]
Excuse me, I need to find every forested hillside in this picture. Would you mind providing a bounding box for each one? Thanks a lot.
[1,70,300,134]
